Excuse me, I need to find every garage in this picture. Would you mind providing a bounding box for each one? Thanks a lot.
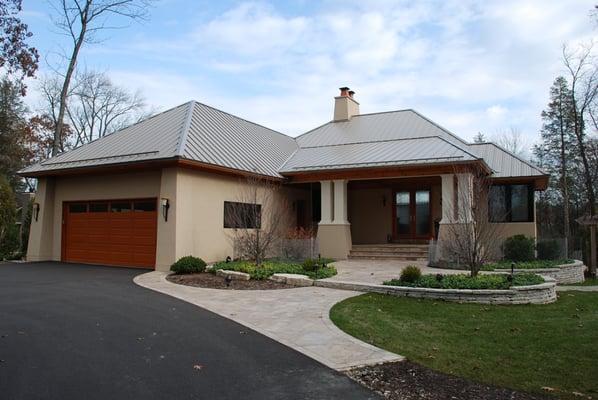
[62,198,158,268]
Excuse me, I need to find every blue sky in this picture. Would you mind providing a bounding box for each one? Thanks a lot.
[20,0,596,143]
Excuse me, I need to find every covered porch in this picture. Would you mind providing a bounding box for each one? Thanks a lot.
[287,167,477,263]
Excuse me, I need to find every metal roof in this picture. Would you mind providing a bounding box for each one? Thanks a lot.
[21,101,298,178]
[295,109,470,148]
[280,136,480,172]
[20,100,546,181]
[469,143,546,178]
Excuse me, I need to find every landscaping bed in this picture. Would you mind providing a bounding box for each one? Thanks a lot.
[211,259,336,280]
[384,273,544,290]
[348,360,549,400]
[166,272,293,290]
[483,259,573,270]
[331,292,598,399]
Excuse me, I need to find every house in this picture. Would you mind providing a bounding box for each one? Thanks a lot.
[20,87,548,270]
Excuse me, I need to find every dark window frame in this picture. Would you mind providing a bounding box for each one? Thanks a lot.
[223,201,262,229]
[488,184,534,223]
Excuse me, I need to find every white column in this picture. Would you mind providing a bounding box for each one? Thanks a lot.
[333,179,349,224]
[440,174,454,224]
[319,180,333,224]
[456,173,473,222]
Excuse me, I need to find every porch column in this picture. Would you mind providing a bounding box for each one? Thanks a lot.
[333,179,349,224]
[317,180,352,259]
[319,180,333,224]
[26,177,56,262]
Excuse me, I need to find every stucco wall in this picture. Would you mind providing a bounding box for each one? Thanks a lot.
[173,168,307,266]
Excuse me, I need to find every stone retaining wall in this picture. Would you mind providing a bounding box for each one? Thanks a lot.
[494,260,585,285]
[315,277,557,305]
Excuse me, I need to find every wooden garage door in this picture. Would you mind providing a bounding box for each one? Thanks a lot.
[62,199,157,268]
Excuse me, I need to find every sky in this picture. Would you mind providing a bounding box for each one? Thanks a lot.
[20,0,597,144]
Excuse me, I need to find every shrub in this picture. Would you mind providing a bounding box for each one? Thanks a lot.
[537,240,560,260]
[302,258,318,272]
[170,256,206,274]
[503,235,535,262]
[399,265,422,283]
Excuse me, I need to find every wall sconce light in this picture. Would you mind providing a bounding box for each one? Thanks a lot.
[161,198,170,222]
[32,202,40,222]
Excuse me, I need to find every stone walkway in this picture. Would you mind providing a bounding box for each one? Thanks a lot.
[326,259,465,285]
[134,271,403,371]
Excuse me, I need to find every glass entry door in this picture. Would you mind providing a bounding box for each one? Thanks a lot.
[393,189,431,239]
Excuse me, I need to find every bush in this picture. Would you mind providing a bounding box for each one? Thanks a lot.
[211,259,337,280]
[537,240,560,260]
[503,235,535,262]
[170,256,206,274]
[399,265,422,283]
[302,258,318,272]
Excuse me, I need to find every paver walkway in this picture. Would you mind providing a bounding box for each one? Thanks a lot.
[326,259,464,285]
[135,271,403,370]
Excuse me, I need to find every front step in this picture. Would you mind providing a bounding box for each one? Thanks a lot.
[349,243,430,261]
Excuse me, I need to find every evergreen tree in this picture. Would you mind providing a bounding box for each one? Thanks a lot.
[534,76,577,254]
[473,132,486,143]
[0,77,29,190]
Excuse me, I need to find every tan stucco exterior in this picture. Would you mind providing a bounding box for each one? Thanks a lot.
[26,166,540,270]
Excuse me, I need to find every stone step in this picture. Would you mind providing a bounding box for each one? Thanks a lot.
[350,247,429,255]
[348,254,428,261]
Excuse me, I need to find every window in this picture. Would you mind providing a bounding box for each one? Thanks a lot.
[111,201,131,212]
[89,203,108,212]
[69,203,87,213]
[223,201,261,229]
[488,184,533,222]
[134,200,156,212]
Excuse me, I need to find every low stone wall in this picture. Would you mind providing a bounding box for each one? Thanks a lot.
[315,277,557,305]
[494,260,585,285]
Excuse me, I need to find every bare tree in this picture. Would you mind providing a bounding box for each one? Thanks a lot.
[493,127,529,158]
[38,70,149,148]
[67,70,148,145]
[440,169,505,277]
[563,42,598,215]
[50,0,152,156]
[226,175,291,266]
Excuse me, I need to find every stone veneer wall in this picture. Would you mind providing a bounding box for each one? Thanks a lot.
[315,277,557,305]
[494,260,585,285]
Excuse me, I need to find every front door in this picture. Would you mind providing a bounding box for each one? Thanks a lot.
[393,189,431,240]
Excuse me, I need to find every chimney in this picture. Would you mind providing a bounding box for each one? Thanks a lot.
[333,86,360,121]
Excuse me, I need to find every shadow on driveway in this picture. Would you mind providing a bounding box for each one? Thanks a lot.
[0,262,377,400]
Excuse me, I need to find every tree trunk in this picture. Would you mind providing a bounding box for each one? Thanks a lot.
[558,110,571,256]
[52,6,89,156]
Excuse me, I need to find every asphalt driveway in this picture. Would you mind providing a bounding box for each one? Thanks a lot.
[0,262,377,400]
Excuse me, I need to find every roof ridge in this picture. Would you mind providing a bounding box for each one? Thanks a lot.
[476,141,548,176]
[191,99,296,143]
[176,101,196,157]
[407,109,470,146]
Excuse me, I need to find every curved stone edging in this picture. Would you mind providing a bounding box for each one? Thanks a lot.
[314,276,557,305]
[494,260,585,284]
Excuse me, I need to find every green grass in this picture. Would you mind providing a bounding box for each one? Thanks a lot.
[330,292,598,399]
[565,278,598,286]
[211,259,337,280]
[384,273,544,290]
[483,259,574,271]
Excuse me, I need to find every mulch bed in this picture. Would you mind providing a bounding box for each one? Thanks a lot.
[166,272,293,290]
[347,361,551,400]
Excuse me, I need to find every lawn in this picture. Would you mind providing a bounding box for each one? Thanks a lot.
[330,292,598,399]
[565,278,598,286]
